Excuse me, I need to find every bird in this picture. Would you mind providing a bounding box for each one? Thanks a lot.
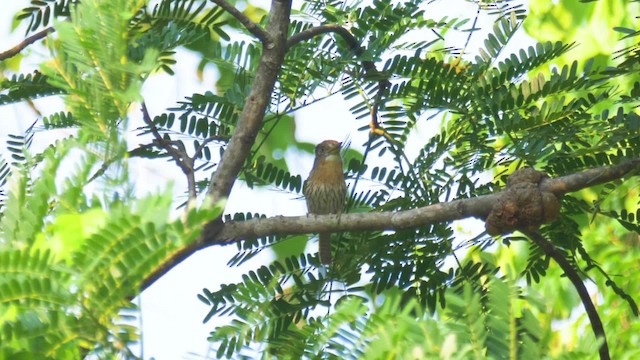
[303,140,347,265]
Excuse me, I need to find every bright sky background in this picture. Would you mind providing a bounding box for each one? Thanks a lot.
[0,1,536,358]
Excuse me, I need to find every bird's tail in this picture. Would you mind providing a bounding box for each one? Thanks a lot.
[319,233,332,265]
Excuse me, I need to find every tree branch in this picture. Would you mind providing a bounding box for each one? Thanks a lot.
[204,158,640,244]
[141,102,197,201]
[142,152,640,292]
[286,24,381,76]
[541,158,640,195]
[286,24,390,135]
[0,27,54,61]
[215,193,498,243]
[205,0,291,206]
[141,0,292,291]
[210,0,270,43]
[287,25,356,51]
[523,231,610,360]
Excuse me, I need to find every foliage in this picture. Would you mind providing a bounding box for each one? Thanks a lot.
[0,71,63,105]
[1,0,225,357]
[1,0,639,359]
[0,136,221,358]
[520,0,640,356]
[202,276,568,359]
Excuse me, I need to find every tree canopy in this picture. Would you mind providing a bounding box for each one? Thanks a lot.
[1,0,639,359]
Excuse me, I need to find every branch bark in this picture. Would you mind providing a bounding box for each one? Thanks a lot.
[206,158,640,244]
[206,0,291,205]
[210,0,270,43]
[141,0,292,291]
[523,231,610,360]
[0,27,54,61]
[541,158,640,195]
[216,193,498,242]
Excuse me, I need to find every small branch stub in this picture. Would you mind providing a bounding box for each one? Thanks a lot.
[485,168,561,235]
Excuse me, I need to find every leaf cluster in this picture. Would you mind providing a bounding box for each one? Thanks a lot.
[0,137,221,358]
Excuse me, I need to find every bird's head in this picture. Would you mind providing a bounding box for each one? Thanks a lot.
[314,140,342,161]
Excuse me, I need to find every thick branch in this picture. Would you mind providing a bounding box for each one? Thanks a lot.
[210,0,270,43]
[287,24,390,132]
[0,27,55,61]
[141,0,292,291]
[207,158,640,244]
[524,231,609,360]
[216,194,498,242]
[206,0,291,205]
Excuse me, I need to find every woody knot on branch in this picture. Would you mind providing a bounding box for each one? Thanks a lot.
[485,168,561,235]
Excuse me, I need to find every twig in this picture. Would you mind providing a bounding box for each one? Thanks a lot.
[286,24,381,76]
[210,0,270,43]
[286,24,390,135]
[192,135,230,162]
[523,231,609,360]
[140,102,197,201]
[0,27,55,61]
[286,25,355,51]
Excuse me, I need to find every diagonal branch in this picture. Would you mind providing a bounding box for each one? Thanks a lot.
[286,24,390,135]
[286,24,383,79]
[141,0,292,291]
[141,102,197,201]
[0,27,55,61]
[210,0,270,43]
[523,231,609,360]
